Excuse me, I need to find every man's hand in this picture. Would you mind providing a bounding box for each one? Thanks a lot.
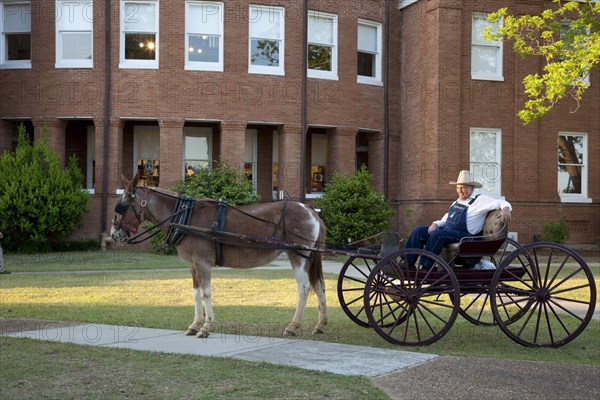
[498,207,512,223]
[427,223,439,234]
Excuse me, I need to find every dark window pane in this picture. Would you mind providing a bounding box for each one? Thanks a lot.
[308,44,331,71]
[6,34,31,60]
[125,33,156,60]
[357,51,375,77]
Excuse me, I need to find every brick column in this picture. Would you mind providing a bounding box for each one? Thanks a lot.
[278,123,303,200]
[0,120,14,153]
[93,117,125,194]
[159,118,185,189]
[218,120,246,172]
[327,126,355,180]
[32,118,68,164]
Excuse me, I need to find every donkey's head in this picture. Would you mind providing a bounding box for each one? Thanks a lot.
[111,175,147,243]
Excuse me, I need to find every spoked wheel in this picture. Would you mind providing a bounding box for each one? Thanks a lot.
[337,255,380,327]
[364,249,460,346]
[491,242,597,347]
[455,238,522,326]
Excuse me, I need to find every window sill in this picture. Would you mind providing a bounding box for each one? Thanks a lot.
[119,61,159,70]
[559,196,592,204]
[248,67,285,76]
[357,76,383,86]
[56,62,93,69]
[185,63,223,72]
[0,62,32,69]
[471,75,504,82]
[305,192,324,199]
[308,71,339,81]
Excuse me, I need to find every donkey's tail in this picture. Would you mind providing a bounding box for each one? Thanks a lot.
[308,218,326,291]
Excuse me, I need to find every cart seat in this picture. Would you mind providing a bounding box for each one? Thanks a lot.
[442,209,508,264]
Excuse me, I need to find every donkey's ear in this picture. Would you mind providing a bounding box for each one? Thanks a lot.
[131,174,140,189]
[121,174,130,188]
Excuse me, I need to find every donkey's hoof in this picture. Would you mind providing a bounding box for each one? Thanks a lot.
[197,330,210,338]
[185,328,198,336]
[312,328,325,335]
[283,328,296,337]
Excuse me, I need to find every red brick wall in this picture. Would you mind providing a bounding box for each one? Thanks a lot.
[1,0,597,244]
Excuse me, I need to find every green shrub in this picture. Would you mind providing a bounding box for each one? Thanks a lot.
[0,124,90,252]
[174,162,259,206]
[315,166,394,247]
[542,217,570,244]
[144,224,177,255]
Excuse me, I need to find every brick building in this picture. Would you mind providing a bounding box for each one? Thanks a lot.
[0,0,598,245]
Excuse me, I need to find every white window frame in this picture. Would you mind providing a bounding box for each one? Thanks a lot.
[471,13,503,81]
[185,1,223,72]
[357,19,382,86]
[248,5,284,76]
[120,0,159,69]
[558,132,591,203]
[55,1,93,68]
[0,0,32,69]
[470,128,502,197]
[183,126,213,177]
[307,10,338,80]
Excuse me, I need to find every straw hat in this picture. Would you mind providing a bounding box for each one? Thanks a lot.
[449,170,482,188]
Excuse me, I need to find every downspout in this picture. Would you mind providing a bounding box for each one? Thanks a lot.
[101,0,112,234]
[383,0,390,199]
[300,0,308,202]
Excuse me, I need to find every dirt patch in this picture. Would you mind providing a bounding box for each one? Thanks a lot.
[370,356,600,400]
[0,318,79,334]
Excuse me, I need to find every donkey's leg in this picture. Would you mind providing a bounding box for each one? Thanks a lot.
[284,258,311,336]
[186,266,204,336]
[196,262,215,338]
[312,275,328,335]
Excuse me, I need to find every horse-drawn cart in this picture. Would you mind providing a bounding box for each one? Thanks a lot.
[336,211,597,348]
[112,181,596,346]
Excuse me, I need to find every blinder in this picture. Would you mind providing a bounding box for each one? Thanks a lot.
[114,201,129,215]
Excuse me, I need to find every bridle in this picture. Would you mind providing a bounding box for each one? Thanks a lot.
[112,187,150,242]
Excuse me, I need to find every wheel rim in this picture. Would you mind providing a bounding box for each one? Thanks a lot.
[491,242,597,347]
[364,249,460,346]
[337,256,377,327]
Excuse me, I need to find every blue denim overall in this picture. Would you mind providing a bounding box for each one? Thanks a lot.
[405,195,480,269]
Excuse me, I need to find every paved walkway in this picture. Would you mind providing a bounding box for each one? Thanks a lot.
[2,320,436,377]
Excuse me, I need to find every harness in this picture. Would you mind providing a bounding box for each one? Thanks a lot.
[211,201,228,266]
[165,195,196,246]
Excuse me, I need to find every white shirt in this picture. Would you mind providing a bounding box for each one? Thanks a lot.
[433,191,512,235]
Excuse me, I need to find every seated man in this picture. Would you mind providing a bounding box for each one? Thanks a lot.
[405,170,512,269]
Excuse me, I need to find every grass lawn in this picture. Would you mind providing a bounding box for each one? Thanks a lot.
[1,249,599,399]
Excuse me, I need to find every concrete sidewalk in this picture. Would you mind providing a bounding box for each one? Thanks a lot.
[2,321,437,377]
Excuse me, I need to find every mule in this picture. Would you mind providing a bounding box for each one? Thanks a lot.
[111,176,328,338]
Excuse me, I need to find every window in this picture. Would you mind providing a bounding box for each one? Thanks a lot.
[558,132,590,202]
[308,131,328,196]
[0,1,31,68]
[56,1,93,68]
[245,129,257,191]
[471,13,503,81]
[248,5,284,75]
[184,127,212,176]
[185,1,223,71]
[308,11,337,80]
[134,126,160,186]
[561,21,591,86]
[470,128,502,197]
[120,0,159,69]
[357,20,382,85]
